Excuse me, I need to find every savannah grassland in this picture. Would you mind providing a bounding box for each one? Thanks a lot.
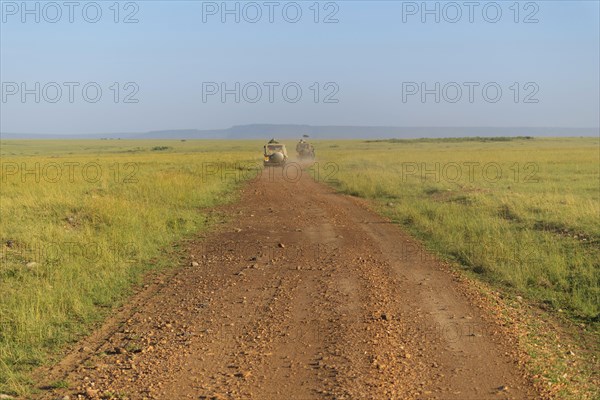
[0,140,261,394]
[317,137,599,397]
[319,137,599,321]
[0,137,598,397]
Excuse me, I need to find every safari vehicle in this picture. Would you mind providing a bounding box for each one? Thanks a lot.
[296,139,315,160]
[263,139,288,166]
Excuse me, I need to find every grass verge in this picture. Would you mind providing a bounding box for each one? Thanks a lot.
[0,140,260,395]
[317,137,599,398]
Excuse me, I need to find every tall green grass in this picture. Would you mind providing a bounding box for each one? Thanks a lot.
[317,138,599,322]
[0,140,260,394]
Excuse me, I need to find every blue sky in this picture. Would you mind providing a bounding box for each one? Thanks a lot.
[1,1,599,134]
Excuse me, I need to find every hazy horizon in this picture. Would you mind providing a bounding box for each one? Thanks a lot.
[2,124,598,140]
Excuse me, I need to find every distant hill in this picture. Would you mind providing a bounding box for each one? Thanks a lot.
[1,125,598,140]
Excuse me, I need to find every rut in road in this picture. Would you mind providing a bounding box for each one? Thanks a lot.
[38,167,539,399]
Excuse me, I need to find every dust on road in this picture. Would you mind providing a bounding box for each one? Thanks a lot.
[38,167,539,399]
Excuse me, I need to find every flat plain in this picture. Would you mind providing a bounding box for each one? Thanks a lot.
[0,137,598,398]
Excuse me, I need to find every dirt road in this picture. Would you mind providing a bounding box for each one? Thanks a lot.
[38,167,539,399]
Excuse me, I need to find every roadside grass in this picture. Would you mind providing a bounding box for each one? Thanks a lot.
[316,137,599,398]
[317,137,599,321]
[0,140,260,395]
